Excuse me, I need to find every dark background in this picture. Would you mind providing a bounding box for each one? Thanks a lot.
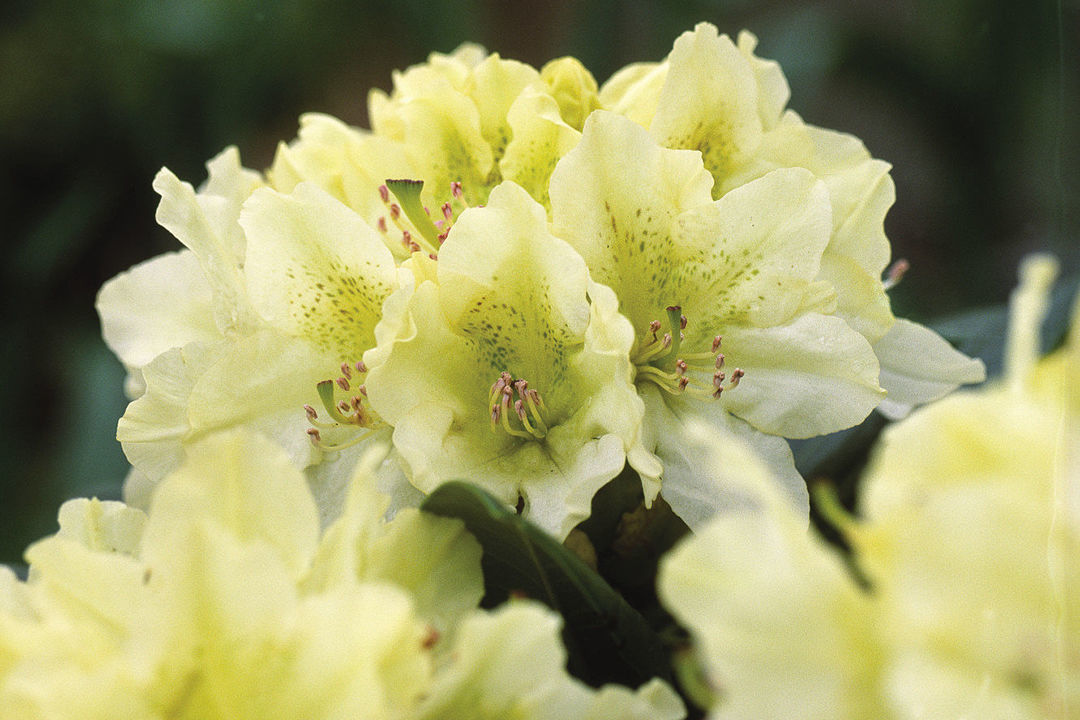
[2,0,1077,565]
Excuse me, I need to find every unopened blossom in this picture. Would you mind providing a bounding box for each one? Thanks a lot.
[599,22,985,418]
[364,182,646,539]
[0,430,680,718]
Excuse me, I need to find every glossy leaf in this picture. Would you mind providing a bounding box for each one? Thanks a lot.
[421,480,674,689]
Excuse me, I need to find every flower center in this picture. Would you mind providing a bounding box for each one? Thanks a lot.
[487,371,550,440]
[304,360,381,451]
[630,305,743,399]
[376,179,470,258]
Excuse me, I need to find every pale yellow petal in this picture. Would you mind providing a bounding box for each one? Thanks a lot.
[96,250,218,370]
[500,86,581,208]
[874,318,987,419]
[720,314,884,437]
[648,23,763,191]
[55,498,147,557]
[240,182,399,359]
[141,429,320,579]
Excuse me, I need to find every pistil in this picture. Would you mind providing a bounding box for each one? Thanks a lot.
[304,360,379,451]
[376,179,471,257]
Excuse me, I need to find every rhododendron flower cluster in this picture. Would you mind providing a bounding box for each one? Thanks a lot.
[7,22,1063,719]
[97,22,982,537]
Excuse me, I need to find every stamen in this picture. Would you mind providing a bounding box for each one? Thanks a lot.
[310,427,379,452]
[632,309,745,401]
[634,333,672,364]
[883,258,910,290]
[487,371,549,440]
[306,367,381,452]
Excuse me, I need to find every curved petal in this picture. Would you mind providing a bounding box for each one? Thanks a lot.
[671,167,833,332]
[539,56,600,131]
[240,182,399,359]
[736,30,790,128]
[721,313,884,438]
[549,110,714,329]
[648,22,763,191]
[638,385,806,530]
[96,250,218,370]
[500,86,582,208]
[141,429,321,580]
[118,330,336,482]
[874,318,987,419]
[465,54,541,161]
[804,125,895,277]
[597,62,667,128]
[117,341,216,481]
[152,165,259,333]
[55,499,147,557]
[658,487,884,720]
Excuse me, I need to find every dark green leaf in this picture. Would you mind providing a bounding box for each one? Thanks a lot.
[931,271,1079,380]
[421,481,674,689]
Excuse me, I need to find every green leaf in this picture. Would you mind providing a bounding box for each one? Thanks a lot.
[421,480,674,689]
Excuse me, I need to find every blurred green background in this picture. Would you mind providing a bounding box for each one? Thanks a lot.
[2,0,1077,566]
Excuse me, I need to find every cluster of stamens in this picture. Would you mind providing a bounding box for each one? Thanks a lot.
[631,306,743,399]
[376,179,469,258]
[304,360,377,451]
[488,371,549,440]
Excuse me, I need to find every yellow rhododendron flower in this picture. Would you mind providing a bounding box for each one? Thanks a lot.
[0,430,680,718]
[599,22,985,419]
[364,182,646,539]
[98,155,407,523]
[550,110,879,526]
[99,23,983,537]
